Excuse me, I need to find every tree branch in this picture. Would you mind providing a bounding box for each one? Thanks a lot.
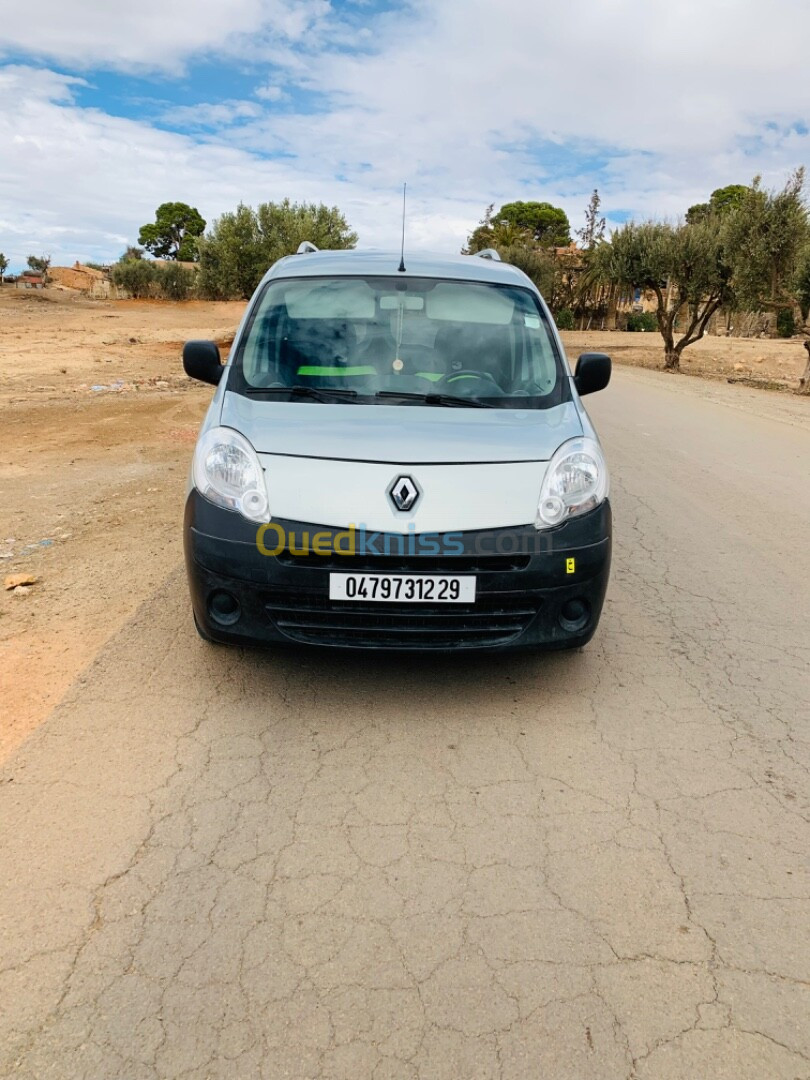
[676,296,722,351]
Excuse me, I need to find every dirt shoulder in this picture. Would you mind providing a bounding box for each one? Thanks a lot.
[1,291,245,760]
[0,287,243,400]
[560,328,808,391]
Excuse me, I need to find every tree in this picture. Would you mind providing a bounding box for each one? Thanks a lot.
[572,190,609,327]
[500,244,557,297]
[121,245,144,261]
[684,202,711,226]
[196,199,357,300]
[710,184,749,216]
[27,254,51,280]
[723,169,808,319]
[138,202,206,261]
[792,246,810,393]
[497,201,571,247]
[686,184,749,225]
[722,170,810,392]
[794,246,810,324]
[464,204,512,253]
[465,201,571,253]
[463,205,557,294]
[576,189,605,250]
[0,253,8,280]
[596,220,733,370]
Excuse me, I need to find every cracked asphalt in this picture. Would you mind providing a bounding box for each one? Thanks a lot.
[1,368,808,1079]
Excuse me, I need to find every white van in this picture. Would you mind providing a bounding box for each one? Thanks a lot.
[183,247,611,651]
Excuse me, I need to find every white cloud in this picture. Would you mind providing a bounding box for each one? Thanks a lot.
[254,84,287,103]
[0,64,439,270]
[159,100,264,129]
[1,0,810,271]
[0,0,331,72]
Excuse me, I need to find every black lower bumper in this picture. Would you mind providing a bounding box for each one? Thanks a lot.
[184,493,612,652]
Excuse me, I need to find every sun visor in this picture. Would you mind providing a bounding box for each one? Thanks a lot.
[284,280,376,319]
[426,283,515,324]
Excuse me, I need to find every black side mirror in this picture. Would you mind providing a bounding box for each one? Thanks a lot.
[574,352,611,396]
[183,340,223,386]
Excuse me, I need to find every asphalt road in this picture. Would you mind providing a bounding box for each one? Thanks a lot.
[1,368,809,1079]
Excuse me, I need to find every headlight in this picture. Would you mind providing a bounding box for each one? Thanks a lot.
[192,426,269,522]
[535,436,608,529]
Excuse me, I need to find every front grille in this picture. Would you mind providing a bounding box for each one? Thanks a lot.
[275,551,531,573]
[264,587,541,649]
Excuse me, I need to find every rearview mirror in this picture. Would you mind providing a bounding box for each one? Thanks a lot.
[183,340,223,386]
[574,352,611,396]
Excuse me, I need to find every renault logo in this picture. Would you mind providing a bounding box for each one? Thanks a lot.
[388,475,420,512]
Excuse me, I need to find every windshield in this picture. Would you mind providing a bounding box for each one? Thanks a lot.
[232,275,569,409]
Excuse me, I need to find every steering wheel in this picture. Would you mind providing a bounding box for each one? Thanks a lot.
[439,369,502,390]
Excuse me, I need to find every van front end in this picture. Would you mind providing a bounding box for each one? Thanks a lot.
[184,491,611,652]
[182,249,614,654]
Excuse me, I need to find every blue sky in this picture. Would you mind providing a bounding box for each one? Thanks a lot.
[1,0,809,271]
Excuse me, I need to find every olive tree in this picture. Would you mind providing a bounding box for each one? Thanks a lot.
[27,254,51,280]
[793,246,810,393]
[596,220,733,370]
[111,258,156,298]
[196,200,357,300]
[0,252,8,280]
[724,170,808,325]
[721,169,809,391]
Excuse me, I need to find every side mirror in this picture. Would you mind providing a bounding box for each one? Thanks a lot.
[574,352,611,396]
[183,340,223,386]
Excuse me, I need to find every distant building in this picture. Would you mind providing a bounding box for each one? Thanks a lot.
[16,271,44,289]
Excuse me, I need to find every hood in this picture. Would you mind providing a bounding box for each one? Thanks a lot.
[220,392,582,464]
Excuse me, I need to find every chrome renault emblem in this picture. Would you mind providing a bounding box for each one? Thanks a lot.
[388,475,420,512]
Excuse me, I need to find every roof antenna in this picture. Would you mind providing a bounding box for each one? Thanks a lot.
[398,182,407,272]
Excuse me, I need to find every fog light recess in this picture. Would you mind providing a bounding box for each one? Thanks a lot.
[208,590,241,626]
[559,598,590,633]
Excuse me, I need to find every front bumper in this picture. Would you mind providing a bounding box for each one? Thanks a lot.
[184,492,612,652]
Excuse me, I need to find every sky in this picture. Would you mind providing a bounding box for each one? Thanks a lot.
[1,0,809,271]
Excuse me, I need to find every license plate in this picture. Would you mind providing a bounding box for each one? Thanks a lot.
[329,573,476,603]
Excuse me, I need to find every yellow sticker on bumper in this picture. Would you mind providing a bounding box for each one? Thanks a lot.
[566,558,576,574]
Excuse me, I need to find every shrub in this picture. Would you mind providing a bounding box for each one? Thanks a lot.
[776,308,796,337]
[555,308,575,330]
[155,263,194,301]
[112,259,156,298]
[627,311,658,332]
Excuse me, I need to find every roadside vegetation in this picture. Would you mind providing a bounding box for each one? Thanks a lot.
[196,199,356,300]
[465,170,810,392]
[5,172,810,392]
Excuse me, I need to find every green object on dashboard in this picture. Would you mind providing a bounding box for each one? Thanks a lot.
[296,365,377,376]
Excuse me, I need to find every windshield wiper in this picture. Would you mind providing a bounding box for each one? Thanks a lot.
[374,390,494,409]
[244,385,359,402]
